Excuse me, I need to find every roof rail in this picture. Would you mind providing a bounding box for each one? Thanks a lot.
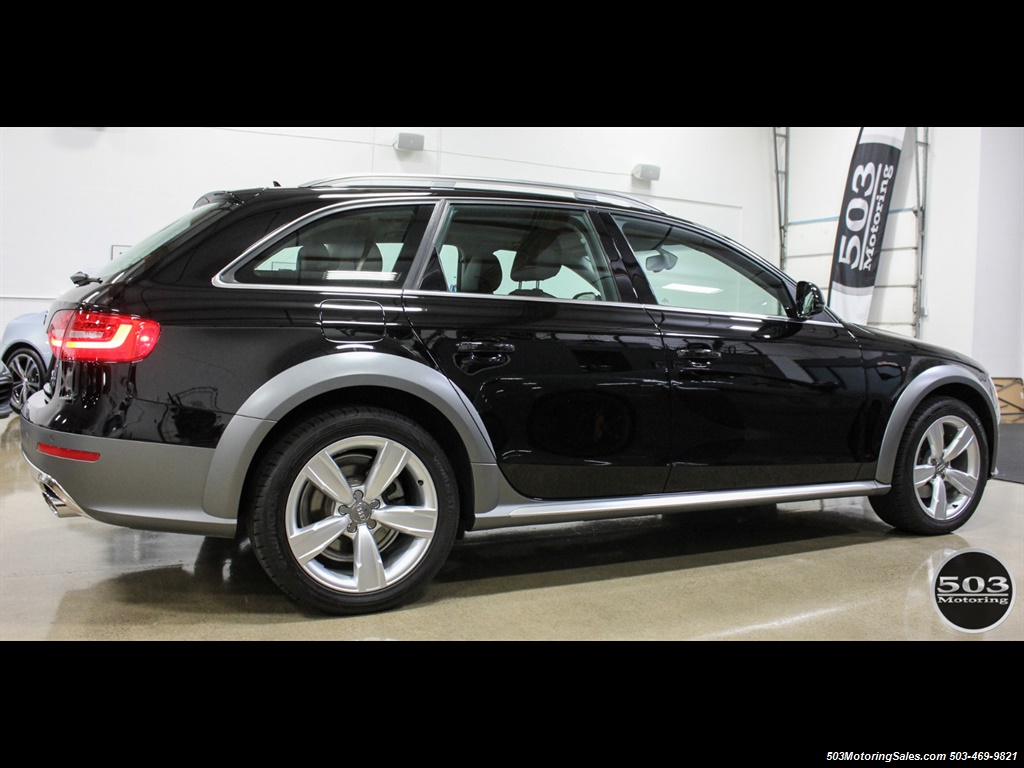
[300,174,664,214]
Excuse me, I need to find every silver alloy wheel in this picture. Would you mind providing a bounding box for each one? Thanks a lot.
[6,349,44,411]
[912,415,981,521]
[284,435,439,594]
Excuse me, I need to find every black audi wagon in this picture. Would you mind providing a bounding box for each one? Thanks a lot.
[21,175,1000,614]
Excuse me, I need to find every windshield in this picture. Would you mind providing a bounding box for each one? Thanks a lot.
[89,202,231,283]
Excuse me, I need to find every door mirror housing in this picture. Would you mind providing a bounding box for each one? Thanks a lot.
[794,281,825,319]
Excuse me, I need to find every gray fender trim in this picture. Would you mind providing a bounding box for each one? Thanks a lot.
[202,351,495,520]
[874,363,999,485]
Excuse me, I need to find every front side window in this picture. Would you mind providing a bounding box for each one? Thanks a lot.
[232,204,431,287]
[613,215,791,317]
[433,205,619,302]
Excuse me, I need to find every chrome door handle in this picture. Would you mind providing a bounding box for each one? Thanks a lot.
[456,341,516,354]
[676,346,721,359]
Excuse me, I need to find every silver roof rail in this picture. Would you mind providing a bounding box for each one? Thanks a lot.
[300,174,664,214]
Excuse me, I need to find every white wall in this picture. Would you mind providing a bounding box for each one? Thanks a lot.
[920,128,983,356]
[1,126,1020,377]
[971,127,1024,379]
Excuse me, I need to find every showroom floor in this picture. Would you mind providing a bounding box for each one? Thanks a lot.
[1,416,1021,641]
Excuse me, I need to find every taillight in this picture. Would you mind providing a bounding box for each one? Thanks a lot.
[48,309,161,363]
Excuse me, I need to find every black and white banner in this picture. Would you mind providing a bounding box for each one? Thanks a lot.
[827,127,905,324]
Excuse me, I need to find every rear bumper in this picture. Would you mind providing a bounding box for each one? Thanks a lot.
[20,414,236,538]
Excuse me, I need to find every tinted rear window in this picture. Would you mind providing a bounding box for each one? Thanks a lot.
[91,203,232,284]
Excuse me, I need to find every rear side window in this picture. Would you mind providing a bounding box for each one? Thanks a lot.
[232,204,432,287]
[612,215,791,317]
[432,205,619,302]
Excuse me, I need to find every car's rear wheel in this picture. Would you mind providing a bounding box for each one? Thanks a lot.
[4,346,45,413]
[249,407,458,614]
[870,397,989,535]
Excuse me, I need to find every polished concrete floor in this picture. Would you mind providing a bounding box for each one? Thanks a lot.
[1,415,1021,641]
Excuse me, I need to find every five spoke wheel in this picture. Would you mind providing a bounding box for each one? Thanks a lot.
[286,436,439,594]
[250,408,458,614]
[870,397,989,535]
[911,415,981,521]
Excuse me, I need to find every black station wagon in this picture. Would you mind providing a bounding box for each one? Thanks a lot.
[20,175,1001,614]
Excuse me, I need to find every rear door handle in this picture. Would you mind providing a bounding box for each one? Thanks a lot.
[456,341,516,355]
[454,340,515,373]
[676,346,721,359]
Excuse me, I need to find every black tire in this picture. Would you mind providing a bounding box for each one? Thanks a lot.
[4,346,46,413]
[249,407,459,615]
[870,397,989,535]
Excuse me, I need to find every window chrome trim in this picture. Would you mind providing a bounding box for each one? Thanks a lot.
[400,289,649,313]
[399,289,845,326]
[212,279,406,295]
[641,303,846,328]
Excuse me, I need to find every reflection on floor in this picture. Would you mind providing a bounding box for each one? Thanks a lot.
[2,416,1021,641]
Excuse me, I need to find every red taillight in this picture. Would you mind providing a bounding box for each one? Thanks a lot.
[48,309,161,363]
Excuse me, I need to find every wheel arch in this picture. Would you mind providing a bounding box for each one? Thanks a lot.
[3,342,47,368]
[201,352,494,534]
[875,364,999,485]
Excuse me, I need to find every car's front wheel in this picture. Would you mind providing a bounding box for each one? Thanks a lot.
[870,397,990,535]
[4,346,45,413]
[249,407,459,614]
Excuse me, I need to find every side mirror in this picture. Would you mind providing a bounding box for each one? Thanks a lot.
[794,281,825,319]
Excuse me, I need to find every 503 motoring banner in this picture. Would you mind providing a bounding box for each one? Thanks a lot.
[827,127,905,324]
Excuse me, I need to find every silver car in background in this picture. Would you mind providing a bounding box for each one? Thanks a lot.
[1,311,50,413]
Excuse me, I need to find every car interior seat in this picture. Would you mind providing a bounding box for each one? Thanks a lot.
[509,237,561,298]
[330,240,384,272]
[296,244,335,282]
[461,251,503,294]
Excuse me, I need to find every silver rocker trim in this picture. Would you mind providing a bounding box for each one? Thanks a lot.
[470,479,889,531]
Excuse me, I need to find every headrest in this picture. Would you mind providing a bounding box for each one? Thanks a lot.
[331,240,382,270]
[511,237,561,283]
[463,252,503,294]
[297,243,331,263]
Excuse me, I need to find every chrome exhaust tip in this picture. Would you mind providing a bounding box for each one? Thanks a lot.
[23,454,87,519]
[40,482,78,518]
